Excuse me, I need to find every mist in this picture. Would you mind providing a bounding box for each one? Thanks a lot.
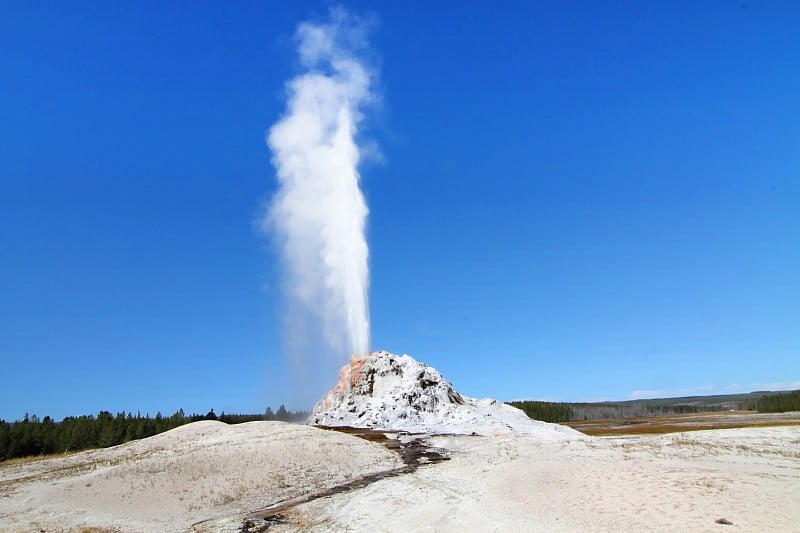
[266,8,376,362]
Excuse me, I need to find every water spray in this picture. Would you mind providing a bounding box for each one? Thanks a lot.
[266,8,375,359]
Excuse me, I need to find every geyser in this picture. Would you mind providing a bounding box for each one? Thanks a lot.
[309,351,586,439]
[266,8,375,358]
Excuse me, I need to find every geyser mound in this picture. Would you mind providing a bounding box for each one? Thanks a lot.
[309,351,584,438]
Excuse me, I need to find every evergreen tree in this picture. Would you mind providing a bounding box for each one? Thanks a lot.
[275,405,289,422]
[0,420,10,459]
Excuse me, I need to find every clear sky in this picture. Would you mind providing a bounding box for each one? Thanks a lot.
[2,2,798,421]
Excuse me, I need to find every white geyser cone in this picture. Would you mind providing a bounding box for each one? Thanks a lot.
[309,351,586,439]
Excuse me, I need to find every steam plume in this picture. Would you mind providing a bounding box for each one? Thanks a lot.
[266,9,375,359]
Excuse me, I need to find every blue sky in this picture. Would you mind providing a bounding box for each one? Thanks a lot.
[1,2,798,420]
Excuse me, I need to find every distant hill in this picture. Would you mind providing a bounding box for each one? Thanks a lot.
[509,390,799,423]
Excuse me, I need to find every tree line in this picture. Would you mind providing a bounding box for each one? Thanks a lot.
[0,406,309,461]
[509,390,800,423]
[509,401,574,423]
[751,390,800,413]
[510,400,736,423]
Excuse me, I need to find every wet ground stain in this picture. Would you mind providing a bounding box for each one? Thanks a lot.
[239,426,450,532]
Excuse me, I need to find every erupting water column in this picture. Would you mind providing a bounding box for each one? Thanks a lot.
[266,8,376,360]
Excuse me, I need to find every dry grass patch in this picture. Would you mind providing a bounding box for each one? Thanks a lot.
[0,450,81,467]
[564,411,800,437]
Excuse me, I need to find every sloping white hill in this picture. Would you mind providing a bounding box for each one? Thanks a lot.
[0,421,400,532]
